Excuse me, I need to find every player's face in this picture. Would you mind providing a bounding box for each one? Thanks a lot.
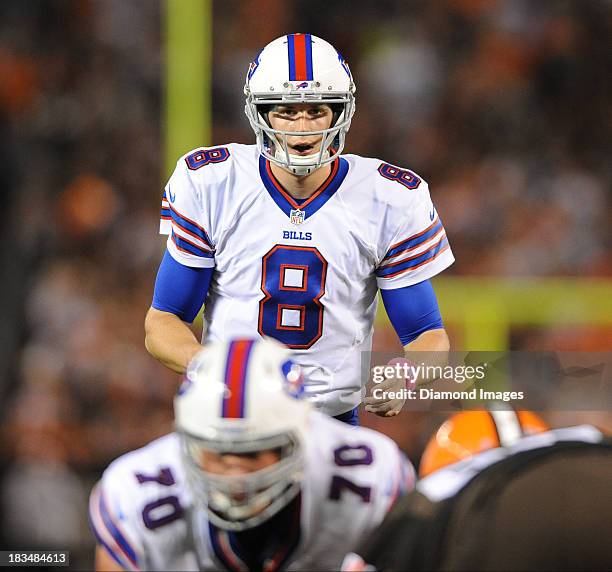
[199,448,281,476]
[267,103,334,156]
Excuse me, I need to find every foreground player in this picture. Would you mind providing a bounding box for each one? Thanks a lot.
[90,338,414,571]
[145,34,454,422]
[343,408,612,571]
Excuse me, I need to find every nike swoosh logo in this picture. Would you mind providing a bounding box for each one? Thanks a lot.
[168,187,176,203]
[429,207,436,221]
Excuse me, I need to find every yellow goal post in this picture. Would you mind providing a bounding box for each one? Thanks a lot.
[376,278,612,351]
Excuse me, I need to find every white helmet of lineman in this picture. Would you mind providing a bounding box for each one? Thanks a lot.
[244,33,356,176]
[174,337,310,531]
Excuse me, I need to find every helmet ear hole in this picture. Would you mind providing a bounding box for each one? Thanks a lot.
[329,103,343,125]
[256,104,273,126]
[255,105,273,151]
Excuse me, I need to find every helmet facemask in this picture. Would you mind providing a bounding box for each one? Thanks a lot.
[245,90,355,177]
[180,428,303,531]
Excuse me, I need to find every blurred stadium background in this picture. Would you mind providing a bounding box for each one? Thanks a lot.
[0,0,610,568]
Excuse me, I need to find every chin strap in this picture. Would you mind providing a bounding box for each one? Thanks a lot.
[273,149,330,177]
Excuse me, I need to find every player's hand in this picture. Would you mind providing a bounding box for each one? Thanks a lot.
[363,374,407,417]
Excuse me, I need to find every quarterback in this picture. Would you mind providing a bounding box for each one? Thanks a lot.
[145,34,454,421]
[90,338,414,571]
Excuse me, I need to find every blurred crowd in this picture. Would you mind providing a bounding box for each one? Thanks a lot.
[0,0,609,567]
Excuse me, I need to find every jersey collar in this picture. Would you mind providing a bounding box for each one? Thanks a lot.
[259,155,349,221]
[207,494,302,572]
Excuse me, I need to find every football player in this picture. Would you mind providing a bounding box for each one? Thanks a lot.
[145,34,454,423]
[90,338,414,571]
[342,408,612,571]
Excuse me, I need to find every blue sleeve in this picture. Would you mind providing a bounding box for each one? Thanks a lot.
[380,280,444,346]
[151,250,213,323]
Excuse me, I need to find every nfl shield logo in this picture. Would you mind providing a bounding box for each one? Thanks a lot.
[290,209,305,225]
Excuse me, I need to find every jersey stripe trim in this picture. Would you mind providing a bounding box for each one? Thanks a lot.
[382,218,443,261]
[89,485,135,570]
[209,524,248,571]
[170,217,214,251]
[161,192,172,220]
[89,519,135,571]
[167,203,213,248]
[378,231,447,271]
[219,531,249,571]
[171,230,215,258]
[222,340,255,418]
[170,221,214,253]
[259,156,349,220]
[383,219,445,262]
[376,237,450,279]
[267,157,338,210]
[88,484,141,571]
[99,489,140,568]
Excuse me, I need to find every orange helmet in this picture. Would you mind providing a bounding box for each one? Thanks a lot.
[419,408,549,478]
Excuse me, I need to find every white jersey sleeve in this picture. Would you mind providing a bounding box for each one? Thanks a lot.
[88,434,197,571]
[373,163,454,289]
[89,479,143,571]
[159,146,233,268]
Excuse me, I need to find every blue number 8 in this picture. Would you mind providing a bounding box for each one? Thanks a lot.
[185,147,230,170]
[258,245,327,349]
[378,162,421,189]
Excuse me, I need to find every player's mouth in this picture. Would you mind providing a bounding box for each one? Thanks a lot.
[290,142,317,155]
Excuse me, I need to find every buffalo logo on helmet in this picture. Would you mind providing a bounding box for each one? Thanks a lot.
[281,360,304,399]
[337,52,352,78]
[247,49,263,80]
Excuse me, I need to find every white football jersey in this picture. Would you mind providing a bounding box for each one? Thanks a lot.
[159,144,454,416]
[89,411,414,571]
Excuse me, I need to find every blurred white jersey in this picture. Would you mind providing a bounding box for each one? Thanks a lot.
[159,144,454,415]
[89,411,414,571]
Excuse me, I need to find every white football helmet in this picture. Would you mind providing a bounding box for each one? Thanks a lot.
[174,337,310,531]
[244,33,356,176]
